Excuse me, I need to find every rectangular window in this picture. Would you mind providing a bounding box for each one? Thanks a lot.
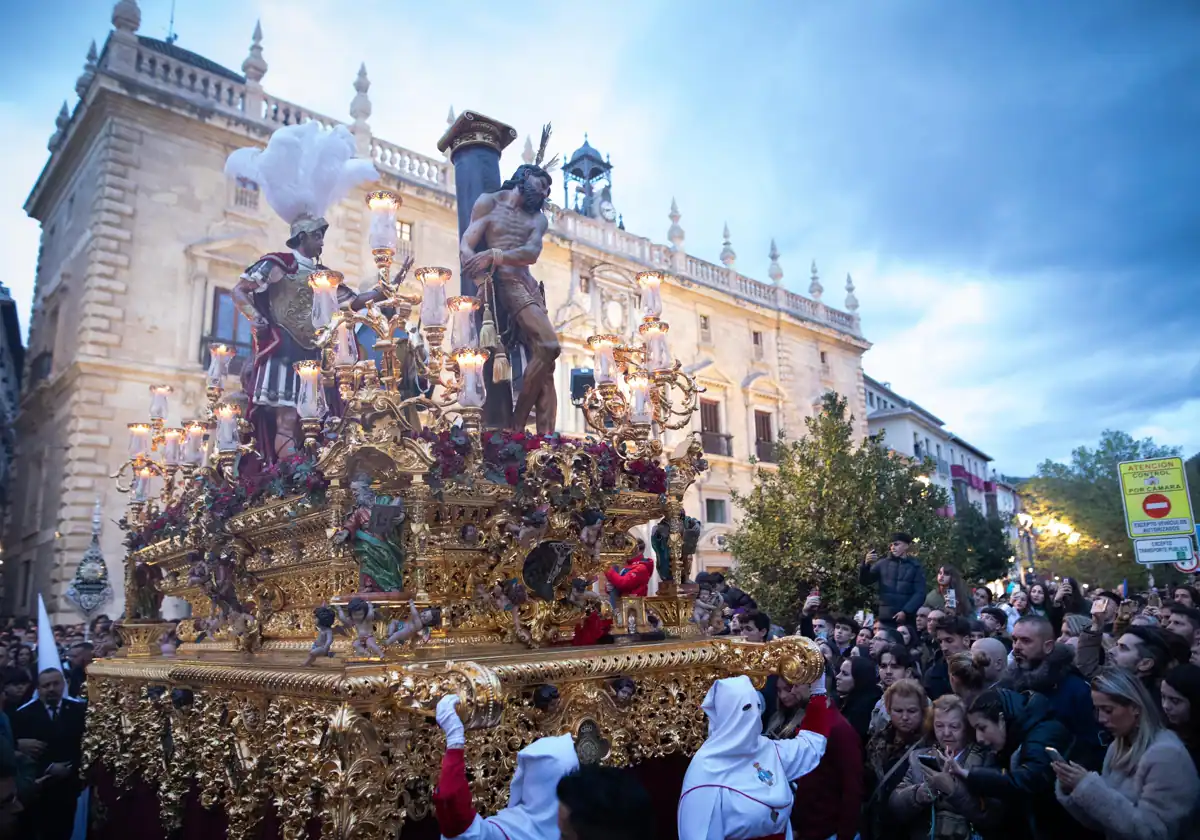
[754,410,776,462]
[820,350,828,365]
[752,330,764,360]
[705,498,728,524]
[699,314,712,343]
[233,176,259,211]
[699,399,731,456]
[397,221,413,243]
[754,411,773,443]
[579,274,591,295]
[205,288,255,375]
[868,392,875,407]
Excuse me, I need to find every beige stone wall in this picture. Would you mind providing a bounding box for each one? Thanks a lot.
[8,49,869,620]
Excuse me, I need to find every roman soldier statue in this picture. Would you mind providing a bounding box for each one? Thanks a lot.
[225,122,381,462]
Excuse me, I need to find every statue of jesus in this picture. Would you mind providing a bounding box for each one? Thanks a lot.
[459,162,559,434]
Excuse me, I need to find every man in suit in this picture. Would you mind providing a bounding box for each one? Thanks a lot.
[12,669,86,840]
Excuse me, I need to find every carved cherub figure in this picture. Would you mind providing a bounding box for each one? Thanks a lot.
[577,509,605,562]
[516,509,549,550]
[566,577,602,609]
[338,596,384,658]
[384,599,443,646]
[303,603,337,667]
[692,588,723,630]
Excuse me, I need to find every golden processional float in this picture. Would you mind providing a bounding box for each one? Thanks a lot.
[84,112,823,840]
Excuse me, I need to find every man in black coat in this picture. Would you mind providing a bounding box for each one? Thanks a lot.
[859,532,926,624]
[12,669,86,840]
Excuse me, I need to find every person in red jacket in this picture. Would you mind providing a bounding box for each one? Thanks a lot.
[604,539,653,613]
[765,669,863,840]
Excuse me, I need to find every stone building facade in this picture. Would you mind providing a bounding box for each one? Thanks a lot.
[6,0,869,619]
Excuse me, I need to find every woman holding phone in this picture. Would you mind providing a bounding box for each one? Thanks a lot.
[1053,668,1199,840]
[889,694,1002,840]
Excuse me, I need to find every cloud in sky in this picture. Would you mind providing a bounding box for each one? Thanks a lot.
[0,0,1196,474]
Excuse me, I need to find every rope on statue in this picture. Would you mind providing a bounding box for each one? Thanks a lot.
[479,253,510,383]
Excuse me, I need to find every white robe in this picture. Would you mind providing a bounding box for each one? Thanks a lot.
[678,675,827,840]
[444,733,579,840]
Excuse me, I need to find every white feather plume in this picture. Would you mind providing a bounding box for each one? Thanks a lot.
[224,122,379,224]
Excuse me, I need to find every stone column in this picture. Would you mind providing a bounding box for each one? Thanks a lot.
[436,111,517,296]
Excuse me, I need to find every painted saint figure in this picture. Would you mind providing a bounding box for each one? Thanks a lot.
[334,474,406,593]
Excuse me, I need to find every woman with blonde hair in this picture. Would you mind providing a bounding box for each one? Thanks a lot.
[864,678,930,839]
[1054,667,1199,840]
[890,693,1002,840]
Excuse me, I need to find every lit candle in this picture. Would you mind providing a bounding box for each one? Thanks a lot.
[333,321,359,366]
[128,423,151,458]
[162,428,183,467]
[309,270,344,330]
[366,190,401,251]
[627,371,653,424]
[183,422,207,465]
[214,404,241,452]
[446,296,480,351]
[587,335,621,385]
[207,344,235,388]
[639,320,672,373]
[293,360,324,419]
[454,350,488,408]
[133,466,155,503]
[148,384,173,421]
[417,266,451,328]
[636,271,664,319]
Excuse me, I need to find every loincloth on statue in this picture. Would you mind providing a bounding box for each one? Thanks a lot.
[493,265,545,323]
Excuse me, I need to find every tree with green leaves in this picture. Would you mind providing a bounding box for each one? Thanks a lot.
[949,502,1013,583]
[1020,431,1183,586]
[728,392,954,625]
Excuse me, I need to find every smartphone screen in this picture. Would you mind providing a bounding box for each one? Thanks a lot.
[1045,747,1064,762]
[918,755,941,770]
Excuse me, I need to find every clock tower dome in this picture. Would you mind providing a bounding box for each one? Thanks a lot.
[563,133,618,225]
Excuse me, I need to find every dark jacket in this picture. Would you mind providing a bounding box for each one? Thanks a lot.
[860,554,927,620]
[923,656,953,701]
[1003,644,1106,770]
[963,689,1074,840]
[12,695,87,840]
[840,684,883,750]
[891,743,1004,840]
[771,705,864,840]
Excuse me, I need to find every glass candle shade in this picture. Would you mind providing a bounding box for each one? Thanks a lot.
[128,423,151,458]
[587,335,621,385]
[446,296,480,352]
[183,422,206,465]
[627,372,653,424]
[639,320,672,373]
[214,404,241,453]
[309,270,343,330]
[417,267,451,328]
[162,428,184,467]
[207,344,235,388]
[293,361,324,419]
[333,321,359,366]
[366,190,401,251]
[636,271,664,319]
[148,384,173,421]
[132,466,155,503]
[454,350,488,408]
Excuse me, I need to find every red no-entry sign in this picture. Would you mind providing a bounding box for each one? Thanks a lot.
[1143,494,1172,519]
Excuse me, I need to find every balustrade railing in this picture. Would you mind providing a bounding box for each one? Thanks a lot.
[370,138,446,188]
[134,48,247,114]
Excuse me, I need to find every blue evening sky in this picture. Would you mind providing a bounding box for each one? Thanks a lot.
[1,1,1197,475]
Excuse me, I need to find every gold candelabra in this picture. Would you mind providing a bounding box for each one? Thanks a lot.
[578,271,704,459]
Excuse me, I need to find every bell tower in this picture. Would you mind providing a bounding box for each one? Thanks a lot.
[562,134,617,224]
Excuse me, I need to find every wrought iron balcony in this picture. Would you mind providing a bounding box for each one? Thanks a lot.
[755,440,777,463]
[701,431,733,457]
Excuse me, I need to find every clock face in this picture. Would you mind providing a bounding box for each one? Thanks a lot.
[599,199,617,222]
